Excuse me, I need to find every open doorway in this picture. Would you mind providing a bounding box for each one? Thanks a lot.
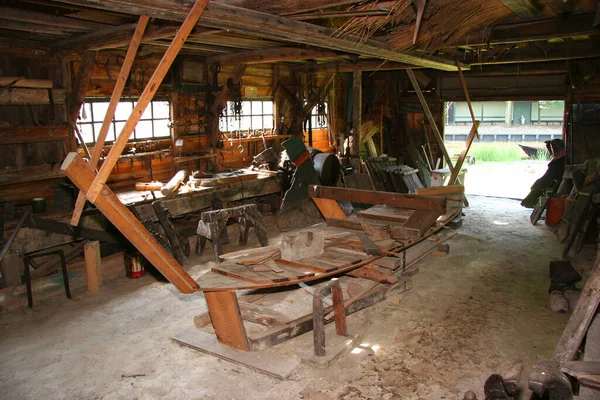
[445,100,564,199]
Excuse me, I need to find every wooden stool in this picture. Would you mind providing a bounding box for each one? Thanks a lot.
[195,204,268,261]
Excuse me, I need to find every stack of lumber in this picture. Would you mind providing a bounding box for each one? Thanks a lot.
[364,156,423,194]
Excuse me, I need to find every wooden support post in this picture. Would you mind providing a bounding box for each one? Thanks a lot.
[449,63,480,185]
[205,290,250,351]
[406,69,453,170]
[60,152,199,294]
[84,240,102,293]
[352,71,362,158]
[67,50,96,157]
[71,15,150,226]
[85,0,210,203]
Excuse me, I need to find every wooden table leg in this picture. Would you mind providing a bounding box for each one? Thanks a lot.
[204,291,250,351]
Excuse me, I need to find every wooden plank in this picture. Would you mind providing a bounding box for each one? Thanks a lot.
[0,164,65,185]
[86,0,210,203]
[554,245,600,363]
[238,301,292,327]
[312,197,346,219]
[389,209,440,241]
[84,240,102,293]
[449,62,480,185]
[309,185,446,213]
[71,15,150,227]
[0,77,52,89]
[561,361,600,378]
[172,330,299,379]
[357,205,413,223]
[211,262,316,284]
[0,125,69,145]
[449,122,480,185]
[415,185,465,196]
[204,291,250,351]
[406,69,453,170]
[0,88,66,105]
[347,265,398,284]
[60,152,199,294]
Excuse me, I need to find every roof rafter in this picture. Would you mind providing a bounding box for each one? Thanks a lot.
[54,0,463,71]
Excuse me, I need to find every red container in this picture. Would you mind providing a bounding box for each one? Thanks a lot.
[545,196,566,226]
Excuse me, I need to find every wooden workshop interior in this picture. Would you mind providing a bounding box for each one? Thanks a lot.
[3,0,600,398]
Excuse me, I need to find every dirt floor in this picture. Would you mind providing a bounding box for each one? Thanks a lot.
[0,195,596,399]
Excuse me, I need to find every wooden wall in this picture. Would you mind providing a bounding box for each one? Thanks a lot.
[0,52,71,204]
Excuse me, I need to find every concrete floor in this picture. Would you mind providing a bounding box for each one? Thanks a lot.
[0,195,595,399]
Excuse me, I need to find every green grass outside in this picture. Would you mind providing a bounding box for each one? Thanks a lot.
[445,142,536,163]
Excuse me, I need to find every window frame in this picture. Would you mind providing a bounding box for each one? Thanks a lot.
[219,99,274,133]
[77,98,172,145]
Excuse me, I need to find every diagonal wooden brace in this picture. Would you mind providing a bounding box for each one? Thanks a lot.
[61,152,199,294]
[71,15,150,227]
[85,0,210,204]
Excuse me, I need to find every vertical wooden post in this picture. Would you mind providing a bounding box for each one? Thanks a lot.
[351,71,362,157]
[86,0,210,204]
[68,51,96,159]
[84,240,102,293]
[407,69,454,170]
[71,16,150,226]
[204,291,250,351]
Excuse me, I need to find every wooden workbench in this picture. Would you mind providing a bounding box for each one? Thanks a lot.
[116,173,283,217]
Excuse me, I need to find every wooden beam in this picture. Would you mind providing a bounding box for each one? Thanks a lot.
[468,46,600,66]
[207,46,341,65]
[86,0,209,204]
[406,69,453,169]
[0,6,109,31]
[204,291,250,350]
[308,185,447,213]
[497,0,542,18]
[55,0,462,71]
[68,51,95,125]
[55,22,178,53]
[450,123,480,185]
[294,60,414,73]
[456,62,479,139]
[84,240,102,293]
[0,88,66,105]
[71,15,149,227]
[0,125,69,144]
[452,12,600,48]
[60,152,200,294]
[214,0,365,16]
